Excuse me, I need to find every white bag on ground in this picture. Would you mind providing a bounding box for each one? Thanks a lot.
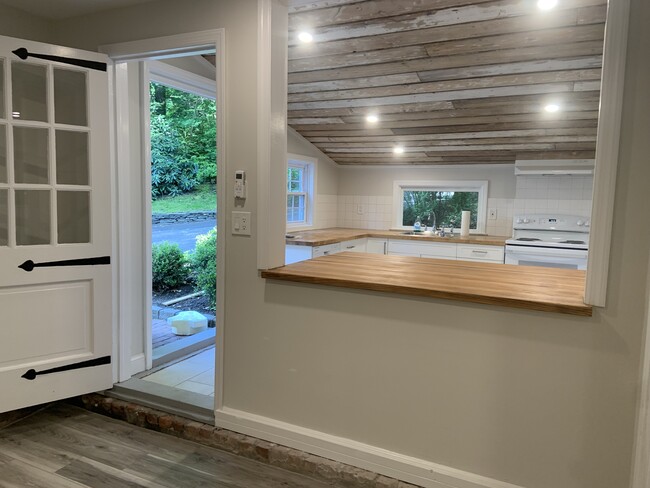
[167,311,208,336]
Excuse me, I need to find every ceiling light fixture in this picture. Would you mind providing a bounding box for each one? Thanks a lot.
[544,103,560,113]
[393,146,405,155]
[366,114,379,123]
[537,0,558,10]
[298,31,313,43]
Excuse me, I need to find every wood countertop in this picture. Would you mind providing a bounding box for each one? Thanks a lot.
[262,252,592,317]
[286,228,509,247]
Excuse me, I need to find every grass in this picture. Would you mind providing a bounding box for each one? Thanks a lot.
[152,183,217,213]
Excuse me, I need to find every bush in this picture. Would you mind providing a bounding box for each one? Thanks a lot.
[190,228,216,309]
[152,242,190,291]
[150,114,199,197]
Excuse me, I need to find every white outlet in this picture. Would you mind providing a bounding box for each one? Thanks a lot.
[488,208,497,220]
[357,205,364,215]
[232,211,251,235]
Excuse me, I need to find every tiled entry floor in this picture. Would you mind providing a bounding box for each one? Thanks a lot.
[141,347,215,397]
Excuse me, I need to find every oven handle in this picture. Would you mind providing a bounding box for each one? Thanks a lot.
[505,246,587,258]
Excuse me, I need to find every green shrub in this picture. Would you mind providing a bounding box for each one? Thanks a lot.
[152,242,190,291]
[190,228,216,309]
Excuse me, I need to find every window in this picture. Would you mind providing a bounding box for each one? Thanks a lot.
[393,180,488,233]
[287,156,314,227]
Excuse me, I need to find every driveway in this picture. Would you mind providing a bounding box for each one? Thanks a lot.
[152,219,216,252]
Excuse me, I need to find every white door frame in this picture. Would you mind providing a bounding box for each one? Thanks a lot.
[100,30,226,407]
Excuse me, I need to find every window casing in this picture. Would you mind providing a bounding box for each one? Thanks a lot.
[393,180,488,234]
[287,157,314,228]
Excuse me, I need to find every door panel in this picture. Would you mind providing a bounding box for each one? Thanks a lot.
[0,35,112,413]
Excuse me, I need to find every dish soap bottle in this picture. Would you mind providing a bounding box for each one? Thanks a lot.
[414,216,421,232]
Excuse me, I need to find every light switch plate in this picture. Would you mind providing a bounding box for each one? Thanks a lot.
[232,211,251,235]
[488,208,497,220]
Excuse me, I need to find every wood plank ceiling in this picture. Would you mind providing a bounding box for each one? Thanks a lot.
[286,0,606,165]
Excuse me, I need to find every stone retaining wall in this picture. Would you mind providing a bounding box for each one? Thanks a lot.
[152,211,216,225]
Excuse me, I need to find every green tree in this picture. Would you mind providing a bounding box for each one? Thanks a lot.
[402,191,478,229]
[150,82,217,197]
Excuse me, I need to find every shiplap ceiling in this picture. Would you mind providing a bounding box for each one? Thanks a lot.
[287,0,606,165]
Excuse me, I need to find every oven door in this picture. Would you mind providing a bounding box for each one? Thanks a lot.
[505,246,588,270]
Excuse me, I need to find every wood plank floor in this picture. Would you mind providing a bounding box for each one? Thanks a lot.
[0,404,335,488]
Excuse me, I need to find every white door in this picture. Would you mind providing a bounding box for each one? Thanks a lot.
[0,36,112,413]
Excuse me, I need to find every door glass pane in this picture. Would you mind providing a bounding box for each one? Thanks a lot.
[54,69,87,126]
[15,190,50,245]
[0,124,6,183]
[0,59,5,119]
[14,126,48,184]
[57,191,89,244]
[0,189,7,246]
[12,62,47,122]
[56,130,88,185]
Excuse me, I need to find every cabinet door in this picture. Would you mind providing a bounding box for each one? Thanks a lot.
[366,238,387,254]
[388,239,457,259]
[340,238,367,253]
[312,242,341,257]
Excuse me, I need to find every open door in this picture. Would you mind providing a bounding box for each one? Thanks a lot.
[0,35,112,413]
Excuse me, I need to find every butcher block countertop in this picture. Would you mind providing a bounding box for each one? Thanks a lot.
[285,228,508,247]
[262,252,592,317]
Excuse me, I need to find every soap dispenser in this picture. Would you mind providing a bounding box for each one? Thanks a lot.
[414,216,421,232]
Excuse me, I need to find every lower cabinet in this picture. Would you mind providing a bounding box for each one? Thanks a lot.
[287,238,505,264]
[285,242,341,264]
[456,243,504,263]
[366,238,387,254]
[388,239,456,260]
[339,238,367,253]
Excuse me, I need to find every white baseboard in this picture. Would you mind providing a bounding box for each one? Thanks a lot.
[214,407,525,488]
[130,353,145,376]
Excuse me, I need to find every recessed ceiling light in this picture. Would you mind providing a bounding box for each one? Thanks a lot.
[366,114,379,123]
[298,32,313,43]
[393,146,405,154]
[537,0,558,10]
[544,103,560,113]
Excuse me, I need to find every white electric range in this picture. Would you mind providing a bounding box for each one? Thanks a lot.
[505,214,590,270]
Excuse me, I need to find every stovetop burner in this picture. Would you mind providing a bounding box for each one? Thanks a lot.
[516,237,542,242]
[560,240,586,245]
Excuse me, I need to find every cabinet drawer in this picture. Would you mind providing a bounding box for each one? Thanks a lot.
[457,244,504,263]
[340,238,367,253]
[388,239,456,259]
[313,242,341,257]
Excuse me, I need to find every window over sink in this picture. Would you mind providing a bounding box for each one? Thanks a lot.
[393,180,488,234]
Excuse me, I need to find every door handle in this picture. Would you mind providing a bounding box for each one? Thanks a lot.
[19,256,111,272]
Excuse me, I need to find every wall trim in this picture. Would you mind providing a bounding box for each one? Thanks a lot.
[584,0,631,307]
[214,407,525,488]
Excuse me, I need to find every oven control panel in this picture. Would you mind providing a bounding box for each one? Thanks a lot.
[513,214,590,232]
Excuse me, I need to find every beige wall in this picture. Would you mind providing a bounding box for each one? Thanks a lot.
[0,4,53,43]
[2,0,647,486]
[288,127,339,197]
[338,164,516,199]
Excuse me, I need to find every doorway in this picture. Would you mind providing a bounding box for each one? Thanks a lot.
[101,31,226,419]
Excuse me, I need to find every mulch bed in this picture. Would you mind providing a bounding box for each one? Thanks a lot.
[152,282,215,316]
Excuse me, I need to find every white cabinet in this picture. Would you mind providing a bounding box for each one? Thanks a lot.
[366,238,387,255]
[457,244,504,263]
[312,242,341,257]
[285,245,312,264]
[285,242,341,264]
[388,239,457,260]
[340,238,367,253]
